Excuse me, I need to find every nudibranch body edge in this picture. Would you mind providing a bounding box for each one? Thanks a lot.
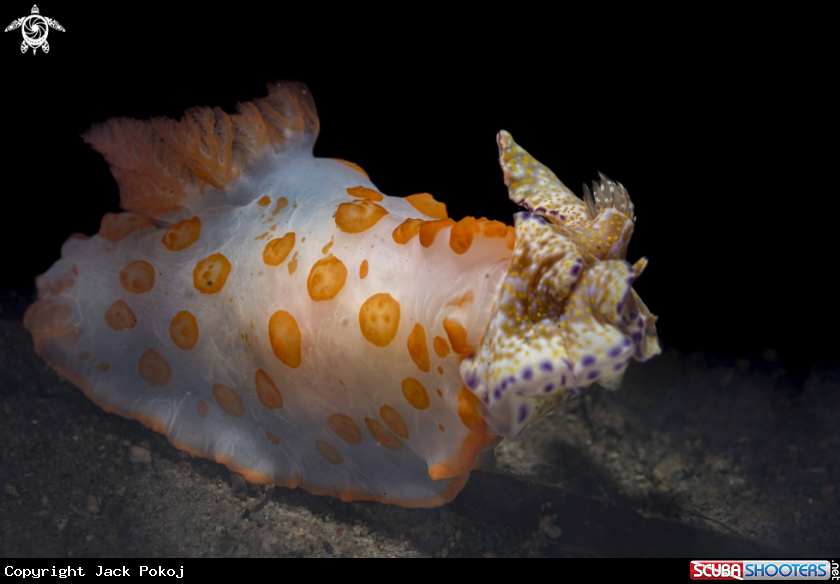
[24,81,660,508]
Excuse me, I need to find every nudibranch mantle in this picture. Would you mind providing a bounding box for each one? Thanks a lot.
[24,81,660,508]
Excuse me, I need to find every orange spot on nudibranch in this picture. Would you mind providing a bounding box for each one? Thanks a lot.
[407,323,430,373]
[321,236,334,255]
[169,310,199,350]
[335,199,388,233]
[120,261,155,294]
[439,424,445,432]
[271,197,289,216]
[457,387,485,431]
[449,217,482,254]
[77,351,91,361]
[98,212,154,243]
[392,218,424,245]
[428,387,498,482]
[288,252,299,274]
[268,310,302,368]
[212,383,245,418]
[138,348,171,387]
[307,255,347,301]
[401,378,430,410]
[358,293,400,347]
[438,366,444,374]
[196,398,209,418]
[433,336,450,358]
[359,259,369,279]
[364,418,403,452]
[437,388,443,398]
[346,186,384,202]
[483,220,509,238]
[161,216,202,251]
[255,369,283,409]
[105,300,137,331]
[62,327,83,346]
[334,159,370,178]
[328,414,363,445]
[95,362,110,373]
[193,254,231,294]
[380,405,409,440]
[443,318,472,357]
[265,431,281,446]
[263,232,295,266]
[23,299,73,341]
[257,195,271,206]
[419,219,456,247]
[316,439,344,465]
[406,193,448,220]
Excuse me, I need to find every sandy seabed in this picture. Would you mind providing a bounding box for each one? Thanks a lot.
[1,289,837,558]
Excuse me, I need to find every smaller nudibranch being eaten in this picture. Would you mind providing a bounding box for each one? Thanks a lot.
[24,81,660,508]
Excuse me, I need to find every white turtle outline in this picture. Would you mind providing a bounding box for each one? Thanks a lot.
[4,5,65,54]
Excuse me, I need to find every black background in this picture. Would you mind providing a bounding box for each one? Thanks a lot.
[1,5,829,370]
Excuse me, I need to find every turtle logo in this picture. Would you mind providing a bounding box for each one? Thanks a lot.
[4,5,65,54]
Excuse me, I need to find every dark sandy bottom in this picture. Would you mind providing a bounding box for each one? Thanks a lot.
[1,289,837,557]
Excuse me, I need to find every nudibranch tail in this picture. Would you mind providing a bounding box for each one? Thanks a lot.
[460,131,661,438]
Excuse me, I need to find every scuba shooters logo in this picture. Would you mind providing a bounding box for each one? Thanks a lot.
[690,560,835,580]
[4,5,65,54]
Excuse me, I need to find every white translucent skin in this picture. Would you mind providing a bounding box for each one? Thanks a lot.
[31,147,512,505]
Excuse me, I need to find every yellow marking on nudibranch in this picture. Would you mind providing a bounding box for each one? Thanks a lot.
[359,293,400,347]
[392,218,424,244]
[407,323,430,372]
[162,216,202,251]
[193,254,231,294]
[120,261,155,294]
[328,414,363,445]
[419,219,456,247]
[268,310,302,368]
[433,336,450,358]
[405,193,448,220]
[263,233,295,266]
[307,255,347,301]
[346,186,384,202]
[315,440,344,465]
[99,213,155,243]
[401,378,430,410]
[138,348,171,387]
[212,383,245,418]
[335,199,388,233]
[255,369,283,409]
[364,418,403,451]
[271,197,289,216]
[105,300,136,331]
[169,311,199,350]
[380,405,409,440]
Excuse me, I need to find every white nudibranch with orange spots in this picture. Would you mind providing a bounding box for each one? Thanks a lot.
[24,81,661,508]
